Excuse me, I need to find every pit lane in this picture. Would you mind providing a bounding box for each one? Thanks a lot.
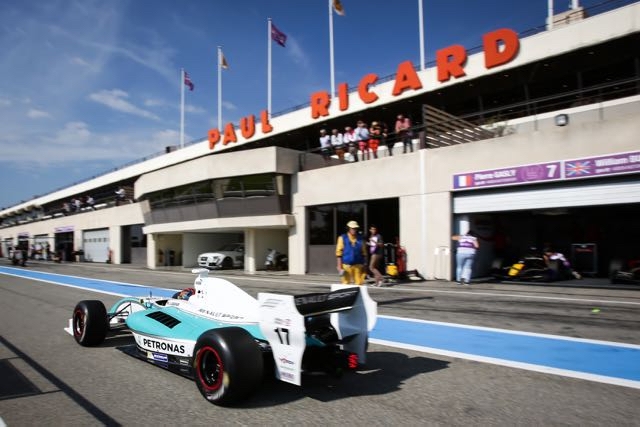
[1,263,639,426]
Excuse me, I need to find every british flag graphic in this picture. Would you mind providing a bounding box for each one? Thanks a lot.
[565,160,591,177]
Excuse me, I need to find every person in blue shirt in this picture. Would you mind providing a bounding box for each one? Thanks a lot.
[336,220,368,285]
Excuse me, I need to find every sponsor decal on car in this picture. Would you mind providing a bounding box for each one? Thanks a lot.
[278,356,295,366]
[147,351,169,363]
[197,308,244,321]
[280,372,295,381]
[138,336,186,354]
[294,289,358,305]
[274,317,291,327]
[260,298,282,309]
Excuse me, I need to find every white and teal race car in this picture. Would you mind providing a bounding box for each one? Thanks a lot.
[65,269,377,406]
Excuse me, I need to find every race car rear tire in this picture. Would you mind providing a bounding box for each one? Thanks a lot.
[72,300,108,346]
[193,327,264,406]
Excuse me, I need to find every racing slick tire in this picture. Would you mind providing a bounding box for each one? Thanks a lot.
[72,300,109,346]
[193,327,264,406]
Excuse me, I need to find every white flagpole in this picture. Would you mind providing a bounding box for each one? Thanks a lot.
[418,0,425,71]
[329,0,335,98]
[268,18,272,119]
[547,0,554,30]
[217,46,222,129]
[180,68,185,148]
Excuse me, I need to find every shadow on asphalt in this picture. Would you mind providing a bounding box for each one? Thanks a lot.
[241,351,449,408]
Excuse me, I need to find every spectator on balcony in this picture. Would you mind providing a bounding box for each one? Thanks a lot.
[395,113,413,153]
[318,129,332,162]
[331,128,345,161]
[380,121,393,156]
[369,121,383,159]
[72,197,82,212]
[84,195,95,210]
[343,126,358,162]
[354,120,370,161]
[115,187,126,206]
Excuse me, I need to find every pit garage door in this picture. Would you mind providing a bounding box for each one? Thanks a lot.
[83,229,109,263]
[33,235,51,260]
[453,180,640,213]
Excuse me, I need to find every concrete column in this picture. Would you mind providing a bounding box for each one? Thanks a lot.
[74,229,82,259]
[290,208,306,275]
[147,233,157,269]
[244,228,256,273]
[109,226,121,264]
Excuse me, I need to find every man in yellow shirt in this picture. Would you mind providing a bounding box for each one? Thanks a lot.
[335,220,368,285]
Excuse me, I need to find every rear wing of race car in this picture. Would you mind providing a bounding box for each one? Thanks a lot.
[258,284,377,386]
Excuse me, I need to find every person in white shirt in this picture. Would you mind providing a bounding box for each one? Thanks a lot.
[343,126,357,162]
[367,225,384,286]
[318,129,332,162]
[115,187,126,206]
[330,128,345,160]
[85,195,95,210]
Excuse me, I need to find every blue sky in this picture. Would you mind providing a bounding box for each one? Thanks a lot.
[0,0,615,209]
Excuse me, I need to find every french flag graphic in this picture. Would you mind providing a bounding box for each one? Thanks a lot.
[457,175,472,188]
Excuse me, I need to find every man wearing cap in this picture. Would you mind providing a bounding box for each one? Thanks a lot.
[335,220,367,285]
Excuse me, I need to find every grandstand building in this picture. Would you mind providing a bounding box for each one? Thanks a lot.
[1,1,639,280]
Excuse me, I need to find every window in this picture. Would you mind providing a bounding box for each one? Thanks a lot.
[309,205,334,245]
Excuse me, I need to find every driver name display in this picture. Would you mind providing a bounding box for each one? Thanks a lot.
[453,150,640,190]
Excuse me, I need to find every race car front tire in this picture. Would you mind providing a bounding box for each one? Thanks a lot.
[193,327,264,406]
[72,300,109,346]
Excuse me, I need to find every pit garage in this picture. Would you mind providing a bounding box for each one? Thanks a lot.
[33,234,53,260]
[82,228,110,263]
[453,178,640,278]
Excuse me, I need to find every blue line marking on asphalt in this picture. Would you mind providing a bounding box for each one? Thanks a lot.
[2,266,639,387]
[0,266,176,299]
[372,316,640,383]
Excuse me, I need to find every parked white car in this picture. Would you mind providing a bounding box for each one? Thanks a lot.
[197,243,244,270]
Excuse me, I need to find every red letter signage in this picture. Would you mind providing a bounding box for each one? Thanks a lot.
[310,91,330,119]
[261,110,273,134]
[240,115,255,139]
[436,44,467,82]
[358,73,379,104]
[208,128,220,150]
[484,28,519,69]
[392,61,422,96]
